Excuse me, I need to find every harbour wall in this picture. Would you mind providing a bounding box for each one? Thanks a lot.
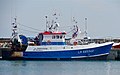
[107,48,120,60]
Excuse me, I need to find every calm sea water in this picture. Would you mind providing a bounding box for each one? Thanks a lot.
[0,60,120,75]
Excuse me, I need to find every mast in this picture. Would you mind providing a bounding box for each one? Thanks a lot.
[12,17,18,39]
[72,17,79,38]
[47,12,60,32]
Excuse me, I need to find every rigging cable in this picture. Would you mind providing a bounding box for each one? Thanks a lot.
[18,28,39,33]
[17,22,43,32]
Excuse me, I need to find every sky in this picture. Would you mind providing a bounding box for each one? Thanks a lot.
[0,0,120,38]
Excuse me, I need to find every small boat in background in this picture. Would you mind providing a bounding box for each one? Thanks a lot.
[2,14,113,60]
[112,42,120,49]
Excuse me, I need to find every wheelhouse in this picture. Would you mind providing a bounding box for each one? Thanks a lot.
[35,31,66,45]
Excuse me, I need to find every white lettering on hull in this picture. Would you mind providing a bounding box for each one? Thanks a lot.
[78,50,94,54]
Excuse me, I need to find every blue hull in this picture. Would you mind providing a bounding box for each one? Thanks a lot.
[23,43,113,59]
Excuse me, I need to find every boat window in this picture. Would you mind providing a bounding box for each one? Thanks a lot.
[60,36,62,39]
[56,35,59,39]
[71,47,73,49]
[52,36,55,39]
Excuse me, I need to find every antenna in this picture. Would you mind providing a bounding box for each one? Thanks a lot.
[85,18,87,36]
[45,16,48,31]
[72,17,78,26]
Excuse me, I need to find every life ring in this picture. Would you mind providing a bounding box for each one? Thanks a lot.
[73,42,77,45]
[47,40,51,45]
[47,40,51,42]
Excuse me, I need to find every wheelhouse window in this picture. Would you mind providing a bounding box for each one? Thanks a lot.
[52,35,64,39]
[60,35,62,39]
[63,35,65,38]
[52,36,55,39]
[56,35,59,39]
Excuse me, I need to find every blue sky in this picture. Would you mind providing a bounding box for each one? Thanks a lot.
[0,0,120,38]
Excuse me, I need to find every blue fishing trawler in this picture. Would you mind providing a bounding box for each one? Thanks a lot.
[2,15,113,60]
[23,32,113,59]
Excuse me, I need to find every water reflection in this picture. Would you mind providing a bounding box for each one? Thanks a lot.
[0,60,120,75]
[106,61,111,75]
[10,61,27,67]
